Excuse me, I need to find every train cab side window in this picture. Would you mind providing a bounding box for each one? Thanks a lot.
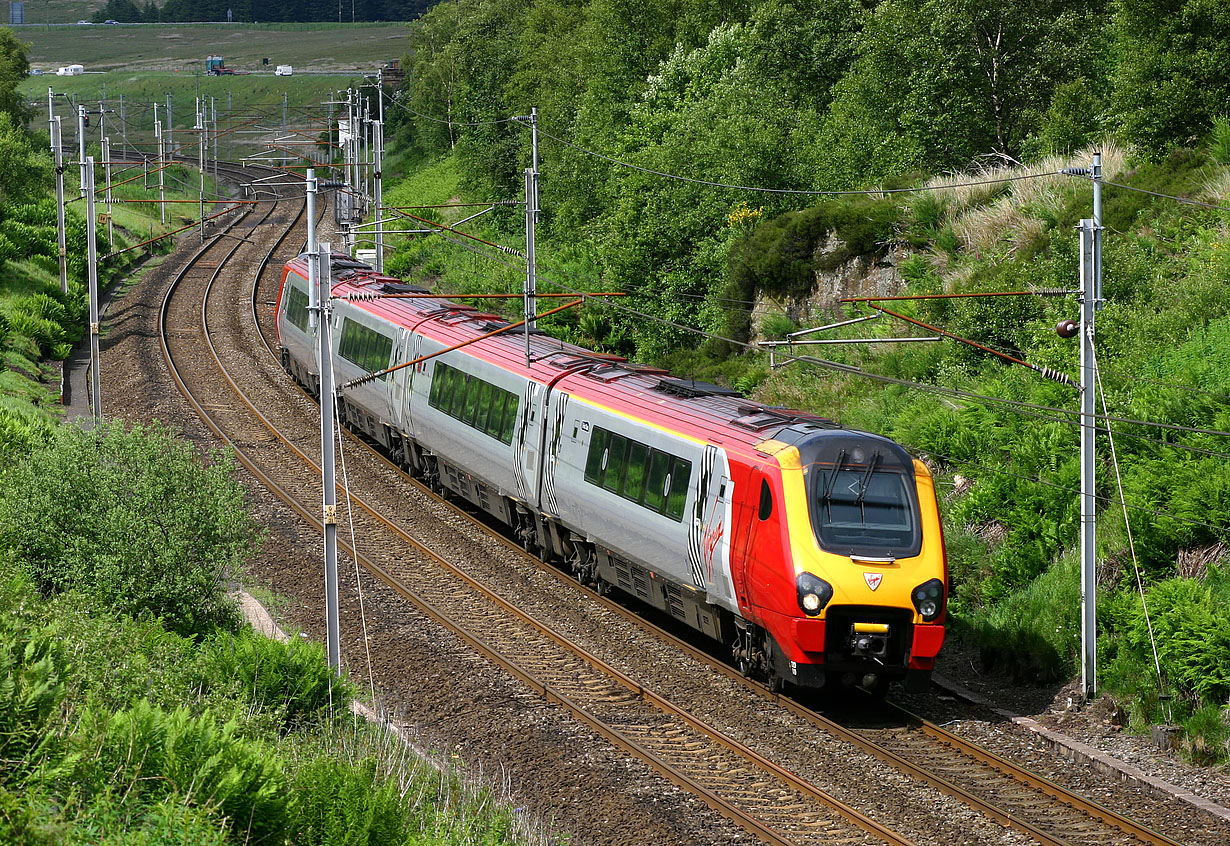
[666,458,692,521]
[285,285,310,332]
[758,479,773,521]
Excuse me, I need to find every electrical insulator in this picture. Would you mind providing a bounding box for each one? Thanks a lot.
[1056,319,1079,338]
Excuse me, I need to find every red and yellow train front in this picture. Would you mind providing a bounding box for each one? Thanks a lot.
[739,431,947,691]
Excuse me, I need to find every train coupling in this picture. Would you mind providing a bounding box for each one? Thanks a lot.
[849,621,890,659]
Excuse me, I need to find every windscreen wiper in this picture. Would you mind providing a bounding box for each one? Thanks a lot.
[854,451,881,522]
[822,449,846,521]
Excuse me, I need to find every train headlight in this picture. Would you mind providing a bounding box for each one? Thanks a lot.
[797,572,833,617]
[911,578,946,622]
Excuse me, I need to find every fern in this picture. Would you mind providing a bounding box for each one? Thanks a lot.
[0,620,68,781]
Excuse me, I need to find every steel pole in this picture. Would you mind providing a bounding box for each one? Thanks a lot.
[316,241,341,674]
[1078,218,1097,700]
[155,116,167,224]
[102,137,114,249]
[373,120,384,272]
[306,168,318,326]
[198,98,205,243]
[85,158,102,421]
[524,167,537,366]
[77,105,87,198]
[52,117,68,293]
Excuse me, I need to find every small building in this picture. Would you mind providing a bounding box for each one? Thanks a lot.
[56,64,85,76]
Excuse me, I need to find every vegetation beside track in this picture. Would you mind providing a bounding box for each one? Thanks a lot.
[0,423,544,845]
[0,28,553,842]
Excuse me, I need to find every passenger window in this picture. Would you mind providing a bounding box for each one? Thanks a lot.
[603,434,627,493]
[665,458,691,521]
[428,364,444,407]
[499,394,518,443]
[461,377,481,425]
[447,371,466,417]
[473,380,494,432]
[758,479,773,521]
[622,441,649,502]
[643,450,669,512]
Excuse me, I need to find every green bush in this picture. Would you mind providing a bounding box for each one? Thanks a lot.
[290,755,408,845]
[69,701,289,844]
[1210,116,1230,165]
[0,407,54,457]
[960,559,1081,682]
[196,629,352,731]
[0,611,67,781]
[0,421,258,638]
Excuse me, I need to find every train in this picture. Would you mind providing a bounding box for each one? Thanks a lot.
[276,253,948,694]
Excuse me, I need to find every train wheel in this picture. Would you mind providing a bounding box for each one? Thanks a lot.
[763,637,785,693]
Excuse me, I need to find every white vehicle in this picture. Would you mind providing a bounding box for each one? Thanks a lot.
[274,65,293,76]
[56,64,85,76]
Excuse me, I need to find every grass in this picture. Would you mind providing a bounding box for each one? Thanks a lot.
[23,71,370,166]
[18,22,411,73]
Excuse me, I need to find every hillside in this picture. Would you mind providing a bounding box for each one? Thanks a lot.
[381,0,1230,760]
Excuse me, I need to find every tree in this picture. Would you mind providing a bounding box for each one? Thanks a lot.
[0,28,30,126]
[815,0,1107,185]
[0,422,259,638]
[1112,0,1230,156]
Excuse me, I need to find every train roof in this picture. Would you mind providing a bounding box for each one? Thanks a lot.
[288,255,843,453]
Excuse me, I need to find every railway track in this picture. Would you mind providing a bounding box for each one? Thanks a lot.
[134,160,1218,846]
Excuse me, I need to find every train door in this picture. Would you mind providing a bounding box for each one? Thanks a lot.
[512,380,544,508]
[389,329,410,432]
[733,465,765,611]
[687,445,738,612]
[704,471,739,612]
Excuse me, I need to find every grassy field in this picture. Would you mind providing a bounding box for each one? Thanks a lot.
[22,69,378,162]
[14,22,411,74]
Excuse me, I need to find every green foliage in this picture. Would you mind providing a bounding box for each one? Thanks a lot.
[1104,569,1230,707]
[1021,77,1104,160]
[290,755,409,845]
[1112,0,1230,157]
[1211,116,1230,166]
[961,559,1081,682]
[0,29,30,125]
[0,607,68,780]
[68,700,289,843]
[0,421,258,638]
[0,406,54,456]
[759,311,796,340]
[196,629,352,731]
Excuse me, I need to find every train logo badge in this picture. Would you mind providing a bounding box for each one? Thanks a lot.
[864,572,883,591]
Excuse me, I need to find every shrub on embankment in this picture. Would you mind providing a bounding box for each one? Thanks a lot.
[0,422,546,844]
